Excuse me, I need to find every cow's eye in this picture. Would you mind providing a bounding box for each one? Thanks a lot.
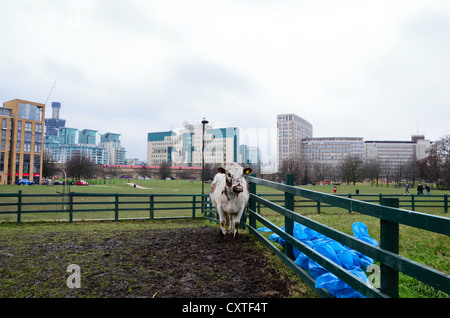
[228,173,231,178]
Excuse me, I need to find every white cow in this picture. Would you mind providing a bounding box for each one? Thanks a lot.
[209,163,252,238]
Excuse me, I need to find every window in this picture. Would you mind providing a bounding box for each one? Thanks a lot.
[18,103,43,121]
[34,155,40,174]
[34,123,42,152]
[1,118,6,150]
[0,152,4,171]
[23,154,30,174]
[24,122,32,152]
[16,121,22,151]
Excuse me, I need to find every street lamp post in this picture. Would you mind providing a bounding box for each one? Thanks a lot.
[201,118,209,215]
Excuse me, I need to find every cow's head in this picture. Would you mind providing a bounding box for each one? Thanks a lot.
[218,164,252,194]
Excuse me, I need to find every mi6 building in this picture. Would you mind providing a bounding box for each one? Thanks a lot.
[147,124,240,167]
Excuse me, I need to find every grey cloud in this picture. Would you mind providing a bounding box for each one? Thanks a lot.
[42,58,90,87]
[171,59,257,97]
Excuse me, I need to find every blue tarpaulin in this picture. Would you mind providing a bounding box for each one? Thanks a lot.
[257,222,378,298]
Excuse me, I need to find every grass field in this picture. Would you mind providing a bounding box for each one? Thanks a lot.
[0,178,449,298]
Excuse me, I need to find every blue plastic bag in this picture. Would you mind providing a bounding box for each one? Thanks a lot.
[295,252,310,269]
[352,222,379,247]
[315,267,368,298]
[308,259,328,279]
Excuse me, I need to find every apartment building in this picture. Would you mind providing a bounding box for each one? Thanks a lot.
[0,99,45,185]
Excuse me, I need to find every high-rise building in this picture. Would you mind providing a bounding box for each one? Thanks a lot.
[277,113,313,164]
[99,132,126,165]
[79,129,97,145]
[0,99,45,185]
[44,102,66,136]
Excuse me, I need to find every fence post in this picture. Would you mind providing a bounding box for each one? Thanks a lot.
[411,195,415,211]
[347,194,352,213]
[149,195,154,220]
[284,174,295,260]
[317,201,321,214]
[69,192,73,222]
[380,198,400,298]
[192,195,196,219]
[114,194,119,221]
[17,190,22,223]
[444,194,448,213]
[249,175,256,230]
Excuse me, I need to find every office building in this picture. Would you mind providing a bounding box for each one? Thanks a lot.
[0,99,45,185]
[147,124,240,167]
[365,135,431,172]
[302,137,365,167]
[277,113,313,163]
[276,113,432,175]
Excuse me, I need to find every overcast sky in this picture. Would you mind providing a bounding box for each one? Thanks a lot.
[1,0,449,164]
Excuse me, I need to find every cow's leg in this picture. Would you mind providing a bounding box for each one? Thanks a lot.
[225,212,231,233]
[231,214,241,238]
[232,207,246,238]
[217,208,227,236]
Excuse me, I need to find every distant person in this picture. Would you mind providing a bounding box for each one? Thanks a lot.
[404,183,409,195]
[417,183,424,195]
[333,186,337,193]
[425,184,431,196]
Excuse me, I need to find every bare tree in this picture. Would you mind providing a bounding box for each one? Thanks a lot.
[364,159,381,187]
[418,135,450,189]
[65,151,95,180]
[139,163,150,180]
[42,151,57,179]
[339,155,364,185]
[278,156,305,185]
[158,161,171,180]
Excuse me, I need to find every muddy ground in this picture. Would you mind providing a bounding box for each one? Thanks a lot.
[0,222,313,298]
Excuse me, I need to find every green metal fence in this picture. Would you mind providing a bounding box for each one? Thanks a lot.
[246,175,450,298]
[0,191,213,223]
[254,193,449,214]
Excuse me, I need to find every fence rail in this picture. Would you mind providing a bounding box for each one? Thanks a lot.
[246,175,450,298]
[255,193,448,214]
[0,191,213,222]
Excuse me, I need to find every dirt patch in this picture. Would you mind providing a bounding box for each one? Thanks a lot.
[0,223,309,298]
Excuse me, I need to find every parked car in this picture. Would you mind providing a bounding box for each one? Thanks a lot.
[41,179,53,185]
[76,180,89,186]
[53,180,64,185]
[17,179,34,185]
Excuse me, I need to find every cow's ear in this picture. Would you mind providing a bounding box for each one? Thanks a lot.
[218,167,225,174]
[243,168,252,175]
